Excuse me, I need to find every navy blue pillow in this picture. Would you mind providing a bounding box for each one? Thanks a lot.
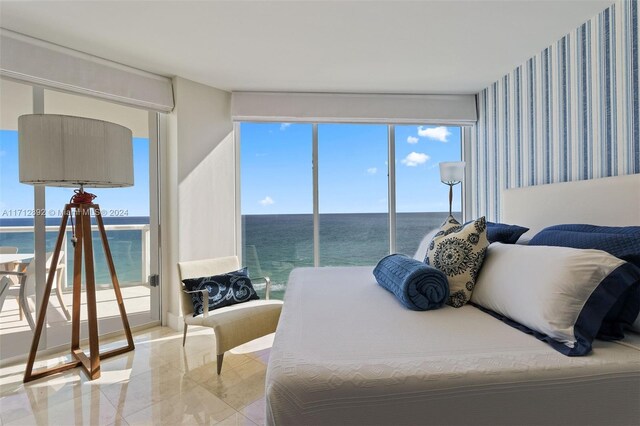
[486,222,529,244]
[529,224,640,267]
[182,267,259,317]
[529,224,640,339]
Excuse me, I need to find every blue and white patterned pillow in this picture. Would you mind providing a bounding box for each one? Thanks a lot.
[425,216,489,308]
[182,267,259,316]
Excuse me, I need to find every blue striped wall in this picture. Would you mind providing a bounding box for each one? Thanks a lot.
[470,0,639,221]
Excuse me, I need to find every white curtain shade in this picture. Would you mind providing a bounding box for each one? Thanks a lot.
[440,161,466,183]
[231,92,477,124]
[1,29,174,113]
[18,114,134,188]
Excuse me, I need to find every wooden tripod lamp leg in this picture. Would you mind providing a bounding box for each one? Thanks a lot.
[81,204,101,380]
[95,206,135,350]
[24,206,72,383]
[70,208,84,351]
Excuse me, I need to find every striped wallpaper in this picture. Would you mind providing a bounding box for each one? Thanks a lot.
[470,0,639,221]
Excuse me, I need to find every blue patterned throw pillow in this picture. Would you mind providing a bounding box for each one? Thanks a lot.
[182,267,259,316]
[425,216,489,307]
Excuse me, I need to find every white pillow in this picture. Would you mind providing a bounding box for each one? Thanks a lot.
[413,229,438,261]
[471,243,640,356]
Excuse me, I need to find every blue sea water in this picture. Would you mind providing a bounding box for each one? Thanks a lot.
[0,216,150,286]
[1,212,455,298]
[243,212,455,300]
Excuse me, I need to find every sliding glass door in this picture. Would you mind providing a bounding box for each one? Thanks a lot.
[41,89,161,350]
[317,124,389,266]
[0,80,161,361]
[0,80,41,361]
[395,125,463,255]
[240,123,313,300]
[239,121,463,299]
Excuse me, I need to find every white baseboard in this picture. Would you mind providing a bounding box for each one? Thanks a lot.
[167,312,183,331]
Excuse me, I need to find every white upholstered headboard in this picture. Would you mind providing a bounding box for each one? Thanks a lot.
[502,174,640,239]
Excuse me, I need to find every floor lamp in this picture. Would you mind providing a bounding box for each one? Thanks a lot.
[439,161,466,218]
[18,114,135,382]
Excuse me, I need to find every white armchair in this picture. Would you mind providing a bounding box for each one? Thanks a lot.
[177,256,283,374]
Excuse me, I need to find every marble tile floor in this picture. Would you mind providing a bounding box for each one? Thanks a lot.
[0,326,273,425]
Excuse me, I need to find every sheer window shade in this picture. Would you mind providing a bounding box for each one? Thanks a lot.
[0,29,174,112]
[231,92,477,124]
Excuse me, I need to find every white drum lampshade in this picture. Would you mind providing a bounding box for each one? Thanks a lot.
[18,114,133,188]
[439,161,466,184]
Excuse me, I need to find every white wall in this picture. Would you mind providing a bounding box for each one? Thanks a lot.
[164,77,237,329]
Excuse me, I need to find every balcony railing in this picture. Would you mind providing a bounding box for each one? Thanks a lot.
[0,224,151,289]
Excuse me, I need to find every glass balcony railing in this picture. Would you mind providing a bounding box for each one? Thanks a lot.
[0,223,151,290]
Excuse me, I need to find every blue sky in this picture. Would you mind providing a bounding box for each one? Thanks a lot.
[0,130,150,218]
[2,123,462,218]
[241,123,462,215]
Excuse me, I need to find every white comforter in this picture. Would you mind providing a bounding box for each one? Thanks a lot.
[265,266,640,426]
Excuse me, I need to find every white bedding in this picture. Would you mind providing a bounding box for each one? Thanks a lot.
[266,266,640,426]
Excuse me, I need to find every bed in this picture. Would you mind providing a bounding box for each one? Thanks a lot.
[265,174,640,426]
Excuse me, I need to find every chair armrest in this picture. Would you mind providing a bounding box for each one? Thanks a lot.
[182,288,210,318]
[251,276,272,300]
[0,271,26,285]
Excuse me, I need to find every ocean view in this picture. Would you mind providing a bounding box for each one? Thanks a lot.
[0,216,150,286]
[0,212,456,299]
[243,212,455,299]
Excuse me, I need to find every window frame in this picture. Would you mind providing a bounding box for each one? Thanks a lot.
[235,122,468,267]
[0,79,163,362]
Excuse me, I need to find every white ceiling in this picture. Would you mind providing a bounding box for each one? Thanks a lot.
[0,1,614,94]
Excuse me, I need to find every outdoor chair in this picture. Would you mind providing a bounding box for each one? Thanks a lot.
[0,252,69,328]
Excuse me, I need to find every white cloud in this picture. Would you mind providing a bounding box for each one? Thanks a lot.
[280,123,291,131]
[407,136,419,144]
[259,196,275,206]
[417,126,451,142]
[367,167,378,175]
[401,152,430,167]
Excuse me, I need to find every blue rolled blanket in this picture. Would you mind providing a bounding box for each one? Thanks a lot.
[373,254,449,311]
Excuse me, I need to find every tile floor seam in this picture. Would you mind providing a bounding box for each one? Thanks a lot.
[121,382,239,426]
